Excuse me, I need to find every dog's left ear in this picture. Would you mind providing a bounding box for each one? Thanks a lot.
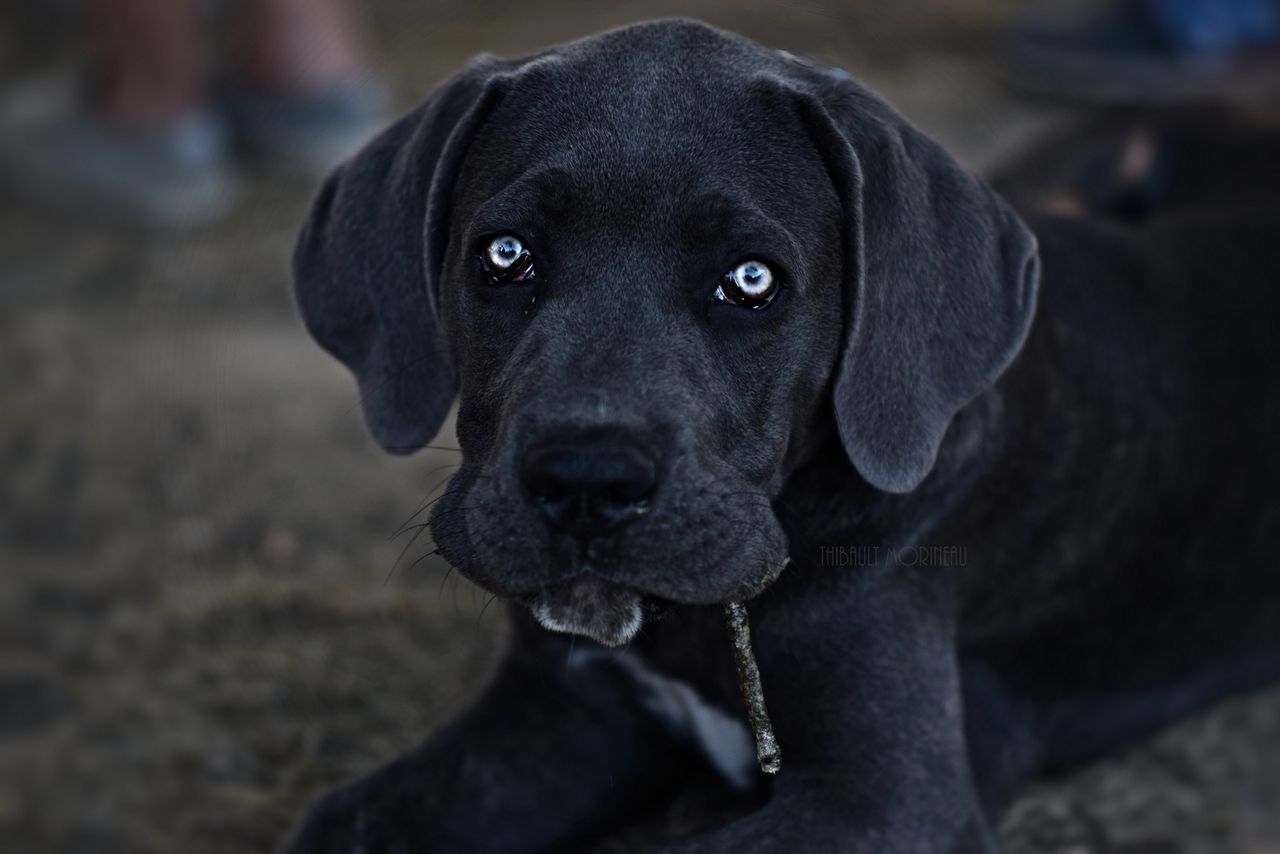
[791,73,1040,493]
[293,56,510,454]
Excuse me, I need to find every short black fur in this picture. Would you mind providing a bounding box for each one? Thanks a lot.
[287,20,1280,853]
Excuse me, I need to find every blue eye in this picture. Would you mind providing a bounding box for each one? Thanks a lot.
[715,260,778,308]
[481,235,535,283]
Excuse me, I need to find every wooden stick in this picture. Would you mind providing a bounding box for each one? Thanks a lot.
[723,601,781,774]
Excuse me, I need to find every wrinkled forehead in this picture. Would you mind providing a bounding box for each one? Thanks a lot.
[487,48,777,154]
[454,48,833,244]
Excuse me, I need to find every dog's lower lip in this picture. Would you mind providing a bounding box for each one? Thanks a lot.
[526,574,649,647]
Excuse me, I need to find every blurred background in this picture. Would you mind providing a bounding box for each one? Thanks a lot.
[1,1,1278,852]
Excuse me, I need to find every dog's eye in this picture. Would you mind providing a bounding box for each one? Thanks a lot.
[481,235,536,283]
[715,260,777,309]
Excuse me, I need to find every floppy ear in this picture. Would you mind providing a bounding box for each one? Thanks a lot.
[803,75,1039,493]
[293,56,509,454]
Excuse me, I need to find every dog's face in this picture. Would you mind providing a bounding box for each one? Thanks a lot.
[429,46,844,640]
[294,21,1039,646]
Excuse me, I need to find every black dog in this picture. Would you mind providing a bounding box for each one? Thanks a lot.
[285,20,1280,853]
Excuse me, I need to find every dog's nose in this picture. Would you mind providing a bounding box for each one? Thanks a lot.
[521,435,657,537]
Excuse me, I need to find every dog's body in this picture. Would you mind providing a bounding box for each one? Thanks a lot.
[285,21,1280,853]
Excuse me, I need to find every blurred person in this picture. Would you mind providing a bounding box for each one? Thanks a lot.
[1014,0,1280,101]
[0,0,387,230]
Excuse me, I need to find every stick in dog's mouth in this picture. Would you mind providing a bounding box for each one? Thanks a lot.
[723,601,782,774]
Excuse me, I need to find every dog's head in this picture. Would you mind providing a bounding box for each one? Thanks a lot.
[294,20,1038,646]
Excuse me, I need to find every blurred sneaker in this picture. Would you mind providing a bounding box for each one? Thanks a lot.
[1012,2,1280,102]
[222,74,390,176]
[0,74,241,231]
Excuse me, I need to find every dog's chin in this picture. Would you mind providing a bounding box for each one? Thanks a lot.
[528,575,645,647]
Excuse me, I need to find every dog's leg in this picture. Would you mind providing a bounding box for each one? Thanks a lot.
[656,569,993,853]
[281,620,693,854]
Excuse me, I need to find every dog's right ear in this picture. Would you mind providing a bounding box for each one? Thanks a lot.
[293,56,509,454]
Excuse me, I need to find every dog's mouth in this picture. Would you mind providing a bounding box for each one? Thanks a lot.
[527,574,660,647]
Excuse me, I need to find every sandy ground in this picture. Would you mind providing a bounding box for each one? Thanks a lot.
[1,1,1278,852]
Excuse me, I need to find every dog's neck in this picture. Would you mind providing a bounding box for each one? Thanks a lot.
[776,386,1010,565]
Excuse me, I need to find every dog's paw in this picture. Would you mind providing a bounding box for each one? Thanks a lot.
[280,771,430,854]
[279,782,375,854]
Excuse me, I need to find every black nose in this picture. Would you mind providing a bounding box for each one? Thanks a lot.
[522,434,657,537]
